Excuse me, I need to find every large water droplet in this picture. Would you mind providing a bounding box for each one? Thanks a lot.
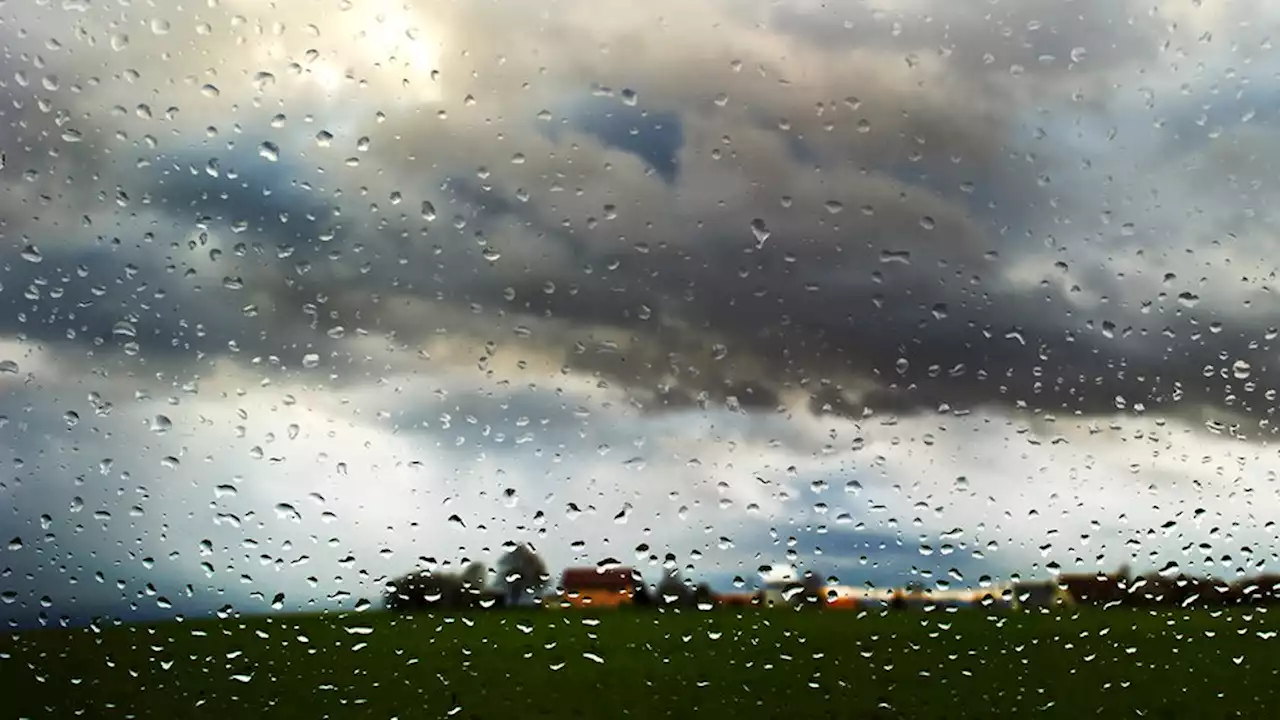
[749,218,771,248]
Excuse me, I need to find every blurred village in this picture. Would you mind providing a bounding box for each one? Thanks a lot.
[385,544,1280,613]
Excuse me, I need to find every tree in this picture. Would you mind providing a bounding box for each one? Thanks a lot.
[694,582,717,608]
[384,570,468,611]
[631,574,655,608]
[497,543,549,606]
[657,569,695,607]
[782,569,826,608]
[461,561,488,592]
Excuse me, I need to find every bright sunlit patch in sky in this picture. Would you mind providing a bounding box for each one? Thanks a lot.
[239,0,443,105]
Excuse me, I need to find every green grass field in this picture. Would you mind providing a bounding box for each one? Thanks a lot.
[3,608,1279,718]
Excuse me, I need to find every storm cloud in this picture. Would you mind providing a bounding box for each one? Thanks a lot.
[3,0,1280,626]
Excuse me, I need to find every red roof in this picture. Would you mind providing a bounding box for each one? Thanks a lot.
[561,567,637,592]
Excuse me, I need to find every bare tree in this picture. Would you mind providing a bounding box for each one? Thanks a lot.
[497,543,549,606]
[461,561,488,593]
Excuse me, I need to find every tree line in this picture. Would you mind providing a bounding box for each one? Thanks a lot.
[382,544,756,611]
[383,548,1280,613]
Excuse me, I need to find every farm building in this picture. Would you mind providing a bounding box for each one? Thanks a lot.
[554,566,640,608]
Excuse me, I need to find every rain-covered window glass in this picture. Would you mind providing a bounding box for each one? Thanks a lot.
[2,1,1278,717]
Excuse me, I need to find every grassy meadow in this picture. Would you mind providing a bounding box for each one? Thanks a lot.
[3,607,1279,718]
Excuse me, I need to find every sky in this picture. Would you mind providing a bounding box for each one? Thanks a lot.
[3,0,1280,628]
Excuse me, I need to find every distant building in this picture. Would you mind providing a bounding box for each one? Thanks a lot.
[555,567,639,608]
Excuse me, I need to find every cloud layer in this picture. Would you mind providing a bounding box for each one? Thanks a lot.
[3,0,1280,625]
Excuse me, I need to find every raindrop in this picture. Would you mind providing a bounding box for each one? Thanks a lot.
[150,415,173,434]
[749,219,771,248]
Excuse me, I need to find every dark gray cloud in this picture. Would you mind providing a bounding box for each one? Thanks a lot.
[3,0,1280,626]
[0,0,1274,437]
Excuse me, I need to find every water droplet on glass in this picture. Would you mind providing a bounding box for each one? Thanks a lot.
[749,218,771,248]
